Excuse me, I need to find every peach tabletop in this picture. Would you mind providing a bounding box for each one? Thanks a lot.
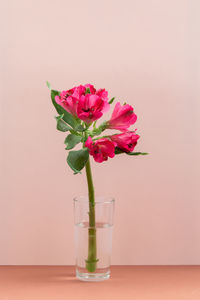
[0,266,200,300]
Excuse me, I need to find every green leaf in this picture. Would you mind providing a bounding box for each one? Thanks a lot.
[46,81,51,90]
[109,97,115,104]
[85,87,91,94]
[64,134,82,150]
[115,148,148,155]
[55,115,71,132]
[74,124,85,132]
[51,90,80,130]
[127,152,149,156]
[67,148,89,174]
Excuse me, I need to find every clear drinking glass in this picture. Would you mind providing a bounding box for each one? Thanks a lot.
[73,196,115,281]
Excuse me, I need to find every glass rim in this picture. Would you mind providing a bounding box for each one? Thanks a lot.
[73,195,115,204]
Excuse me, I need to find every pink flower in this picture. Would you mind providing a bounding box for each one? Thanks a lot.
[107,102,137,131]
[55,84,109,122]
[85,136,116,163]
[84,85,108,102]
[67,85,86,98]
[55,85,85,116]
[96,88,108,102]
[110,131,140,152]
[77,94,110,124]
[55,91,77,115]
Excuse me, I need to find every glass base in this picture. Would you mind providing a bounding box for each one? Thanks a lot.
[76,269,110,282]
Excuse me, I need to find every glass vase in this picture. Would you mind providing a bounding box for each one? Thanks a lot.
[73,196,115,281]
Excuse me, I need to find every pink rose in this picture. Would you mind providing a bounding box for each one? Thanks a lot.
[110,131,140,152]
[77,94,109,124]
[85,136,116,163]
[107,102,137,131]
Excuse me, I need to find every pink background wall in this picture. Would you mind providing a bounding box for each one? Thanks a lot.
[1,0,200,265]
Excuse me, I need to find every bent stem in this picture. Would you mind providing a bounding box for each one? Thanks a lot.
[85,157,98,272]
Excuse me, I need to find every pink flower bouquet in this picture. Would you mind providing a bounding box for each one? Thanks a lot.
[47,82,147,275]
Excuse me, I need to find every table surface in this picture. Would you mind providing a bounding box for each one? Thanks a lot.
[0,266,200,300]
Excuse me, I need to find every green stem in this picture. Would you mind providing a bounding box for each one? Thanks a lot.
[93,135,109,141]
[85,157,98,272]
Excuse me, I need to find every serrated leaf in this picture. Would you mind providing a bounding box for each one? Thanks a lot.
[51,90,80,130]
[64,134,82,150]
[55,115,71,132]
[109,97,115,104]
[67,148,89,173]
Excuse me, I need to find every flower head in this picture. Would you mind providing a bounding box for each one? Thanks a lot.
[110,131,140,152]
[77,93,109,124]
[55,84,109,123]
[55,85,85,116]
[85,136,116,163]
[107,102,137,131]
